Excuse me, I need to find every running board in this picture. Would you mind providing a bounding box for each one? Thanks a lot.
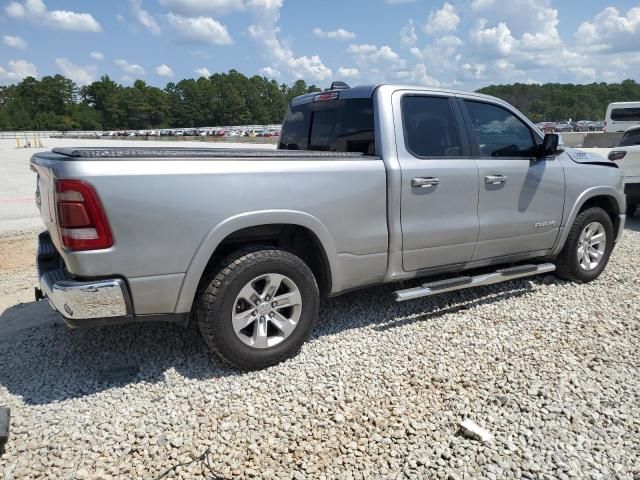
[394,263,556,302]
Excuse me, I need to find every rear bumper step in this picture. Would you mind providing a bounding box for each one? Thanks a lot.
[37,232,132,324]
[394,263,556,302]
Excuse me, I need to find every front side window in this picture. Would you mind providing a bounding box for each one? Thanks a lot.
[619,129,640,147]
[464,100,536,158]
[401,96,462,158]
[279,98,375,154]
[611,108,640,122]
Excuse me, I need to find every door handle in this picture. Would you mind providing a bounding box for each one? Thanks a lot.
[412,177,440,188]
[485,175,508,185]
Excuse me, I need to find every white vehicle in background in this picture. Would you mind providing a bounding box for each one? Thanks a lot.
[605,101,640,133]
[609,125,640,216]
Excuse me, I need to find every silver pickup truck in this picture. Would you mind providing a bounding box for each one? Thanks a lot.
[31,83,625,369]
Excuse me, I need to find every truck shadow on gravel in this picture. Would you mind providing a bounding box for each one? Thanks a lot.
[624,214,640,232]
[0,278,544,406]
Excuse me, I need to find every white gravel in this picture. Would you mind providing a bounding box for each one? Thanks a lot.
[1,221,639,479]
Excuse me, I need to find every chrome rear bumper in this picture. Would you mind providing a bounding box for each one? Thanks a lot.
[37,232,132,327]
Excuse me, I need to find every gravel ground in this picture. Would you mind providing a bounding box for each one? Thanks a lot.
[0,219,639,479]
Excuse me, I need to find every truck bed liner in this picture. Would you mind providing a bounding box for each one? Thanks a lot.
[47,147,375,160]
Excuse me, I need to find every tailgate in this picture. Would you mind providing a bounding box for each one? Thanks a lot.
[31,162,60,249]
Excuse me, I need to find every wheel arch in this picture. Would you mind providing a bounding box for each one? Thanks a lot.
[174,210,339,313]
[552,187,625,256]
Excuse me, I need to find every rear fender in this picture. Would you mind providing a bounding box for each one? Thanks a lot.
[174,210,339,313]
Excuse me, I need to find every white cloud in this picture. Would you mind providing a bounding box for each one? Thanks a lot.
[115,59,145,76]
[195,67,211,77]
[348,44,406,69]
[424,3,459,34]
[131,0,160,35]
[461,62,487,80]
[3,35,27,49]
[408,63,441,86]
[576,6,640,53]
[167,13,233,45]
[155,64,174,77]
[48,10,102,32]
[469,0,563,51]
[259,66,281,79]
[54,58,97,85]
[4,2,25,17]
[6,0,101,32]
[90,51,104,61]
[313,27,356,41]
[347,44,378,55]
[159,0,245,15]
[400,20,417,47]
[568,66,597,82]
[336,67,360,79]
[436,35,463,47]
[247,1,332,82]
[0,59,37,82]
[470,19,519,57]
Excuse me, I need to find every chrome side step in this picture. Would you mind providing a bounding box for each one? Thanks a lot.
[394,263,556,302]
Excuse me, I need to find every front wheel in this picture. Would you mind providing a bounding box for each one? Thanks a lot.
[555,207,614,283]
[195,247,319,370]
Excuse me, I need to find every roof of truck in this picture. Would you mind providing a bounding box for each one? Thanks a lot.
[290,83,505,106]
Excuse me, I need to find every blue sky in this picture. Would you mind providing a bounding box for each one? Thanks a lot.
[1,0,640,89]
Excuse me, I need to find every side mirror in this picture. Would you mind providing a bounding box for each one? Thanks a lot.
[539,133,559,157]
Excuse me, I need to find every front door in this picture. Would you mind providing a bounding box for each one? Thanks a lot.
[460,99,565,261]
[396,93,480,272]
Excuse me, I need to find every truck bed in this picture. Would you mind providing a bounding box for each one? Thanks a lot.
[44,147,375,160]
[30,145,389,316]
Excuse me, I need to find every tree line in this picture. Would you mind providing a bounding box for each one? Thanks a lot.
[0,70,321,131]
[478,79,640,122]
[1,71,639,130]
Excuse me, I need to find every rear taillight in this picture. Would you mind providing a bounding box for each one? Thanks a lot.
[54,179,113,251]
[314,92,339,102]
[608,151,627,161]
[603,121,607,133]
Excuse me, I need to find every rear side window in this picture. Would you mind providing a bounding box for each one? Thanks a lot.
[402,96,462,158]
[611,108,640,122]
[279,98,375,155]
[464,100,536,158]
[619,129,640,146]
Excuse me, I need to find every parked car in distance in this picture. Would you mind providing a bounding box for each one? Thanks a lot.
[609,124,640,216]
[605,101,640,133]
[31,83,625,370]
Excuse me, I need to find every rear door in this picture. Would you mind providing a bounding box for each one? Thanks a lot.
[460,99,565,261]
[394,92,479,272]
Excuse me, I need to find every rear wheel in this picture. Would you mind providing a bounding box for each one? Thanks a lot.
[555,207,614,283]
[195,247,319,370]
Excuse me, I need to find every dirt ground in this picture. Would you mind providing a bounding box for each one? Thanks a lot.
[0,232,59,336]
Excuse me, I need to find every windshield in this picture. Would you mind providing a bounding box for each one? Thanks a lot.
[618,129,640,146]
[279,97,376,155]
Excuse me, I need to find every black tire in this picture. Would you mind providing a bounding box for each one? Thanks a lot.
[195,246,319,370]
[555,207,614,283]
[626,203,637,217]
